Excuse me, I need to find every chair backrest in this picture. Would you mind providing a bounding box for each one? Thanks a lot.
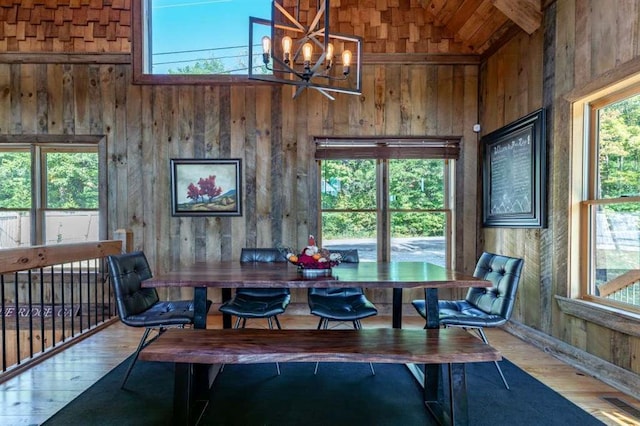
[465,252,524,321]
[331,249,359,263]
[238,248,289,297]
[309,248,363,297]
[107,251,160,324]
[240,248,288,263]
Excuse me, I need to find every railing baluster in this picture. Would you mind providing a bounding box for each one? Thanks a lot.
[51,265,56,348]
[78,262,84,332]
[60,263,64,344]
[1,275,6,372]
[70,262,75,338]
[40,267,45,355]
[93,258,99,326]
[27,269,34,359]
[14,272,20,366]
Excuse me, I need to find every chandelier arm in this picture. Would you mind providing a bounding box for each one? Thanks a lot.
[307,2,326,33]
[274,2,306,33]
[312,86,336,101]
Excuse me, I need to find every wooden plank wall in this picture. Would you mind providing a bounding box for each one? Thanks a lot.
[0,60,480,311]
[0,0,488,313]
[479,0,640,379]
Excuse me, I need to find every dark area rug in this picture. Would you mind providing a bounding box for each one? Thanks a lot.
[44,357,605,426]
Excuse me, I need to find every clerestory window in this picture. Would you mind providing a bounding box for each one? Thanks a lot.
[132,0,271,83]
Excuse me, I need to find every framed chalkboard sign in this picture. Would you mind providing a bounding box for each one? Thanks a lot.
[482,108,547,228]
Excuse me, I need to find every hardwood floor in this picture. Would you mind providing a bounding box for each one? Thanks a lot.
[1,314,639,425]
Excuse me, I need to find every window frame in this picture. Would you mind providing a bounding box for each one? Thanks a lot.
[315,137,457,267]
[576,82,640,314]
[0,136,107,247]
[131,0,269,85]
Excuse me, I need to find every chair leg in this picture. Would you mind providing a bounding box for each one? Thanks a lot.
[273,315,283,330]
[266,317,281,375]
[122,327,152,389]
[221,317,246,373]
[353,320,374,374]
[314,318,327,374]
[229,316,281,375]
[476,328,509,390]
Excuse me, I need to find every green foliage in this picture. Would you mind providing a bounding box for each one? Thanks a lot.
[321,160,376,210]
[321,159,446,239]
[0,151,98,210]
[46,152,99,209]
[168,56,227,75]
[0,152,31,208]
[598,95,640,204]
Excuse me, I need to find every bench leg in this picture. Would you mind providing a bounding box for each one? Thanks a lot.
[174,362,209,426]
[448,363,468,425]
[424,363,469,426]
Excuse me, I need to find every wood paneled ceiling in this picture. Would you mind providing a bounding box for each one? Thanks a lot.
[420,0,543,55]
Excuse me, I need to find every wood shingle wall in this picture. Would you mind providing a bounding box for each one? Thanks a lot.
[0,0,131,52]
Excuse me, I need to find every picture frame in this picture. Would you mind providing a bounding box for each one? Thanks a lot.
[170,158,242,217]
[482,108,547,228]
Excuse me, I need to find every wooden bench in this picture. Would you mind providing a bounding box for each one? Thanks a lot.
[139,327,502,426]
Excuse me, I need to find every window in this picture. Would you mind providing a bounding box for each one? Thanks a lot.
[133,0,271,83]
[316,138,457,266]
[581,84,640,311]
[0,145,100,248]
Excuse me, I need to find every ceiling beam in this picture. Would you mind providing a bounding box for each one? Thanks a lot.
[491,0,542,34]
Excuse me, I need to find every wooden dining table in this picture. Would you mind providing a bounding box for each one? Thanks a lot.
[143,260,492,425]
[144,260,490,330]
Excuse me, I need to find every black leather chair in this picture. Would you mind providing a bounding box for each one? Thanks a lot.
[218,248,291,374]
[307,249,378,374]
[107,251,212,389]
[411,251,524,389]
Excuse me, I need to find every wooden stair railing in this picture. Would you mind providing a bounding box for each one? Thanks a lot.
[598,269,640,298]
[0,240,123,383]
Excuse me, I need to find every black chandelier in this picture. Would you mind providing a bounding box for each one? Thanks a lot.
[248,0,362,100]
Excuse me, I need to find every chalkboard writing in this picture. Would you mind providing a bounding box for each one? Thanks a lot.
[482,108,546,228]
[488,128,532,215]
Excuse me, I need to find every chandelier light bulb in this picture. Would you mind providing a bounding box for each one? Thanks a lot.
[282,36,293,64]
[262,36,271,55]
[261,36,271,64]
[302,42,313,63]
[326,42,334,69]
[342,49,352,75]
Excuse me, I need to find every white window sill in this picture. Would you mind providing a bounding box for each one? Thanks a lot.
[556,296,640,337]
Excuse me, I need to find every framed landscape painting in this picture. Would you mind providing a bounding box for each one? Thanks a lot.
[170,159,242,217]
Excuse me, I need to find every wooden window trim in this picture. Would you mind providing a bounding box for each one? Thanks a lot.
[572,82,640,311]
[314,137,461,160]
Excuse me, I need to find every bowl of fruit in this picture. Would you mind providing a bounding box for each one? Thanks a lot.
[282,236,342,277]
